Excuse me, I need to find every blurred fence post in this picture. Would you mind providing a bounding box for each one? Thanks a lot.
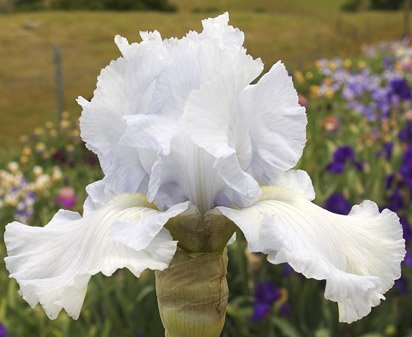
[405,0,411,38]
[54,44,64,131]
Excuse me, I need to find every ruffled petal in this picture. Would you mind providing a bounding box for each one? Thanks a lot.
[78,39,168,194]
[182,66,262,159]
[4,194,183,320]
[83,178,114,214]
[217,183,405,323]
[121,19,262,159]
[238,61,307,184]
[200,12,245,47]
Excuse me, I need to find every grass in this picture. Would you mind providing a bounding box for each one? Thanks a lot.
[0,1,406,145]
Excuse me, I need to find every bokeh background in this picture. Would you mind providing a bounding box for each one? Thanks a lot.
[1,0,412,336]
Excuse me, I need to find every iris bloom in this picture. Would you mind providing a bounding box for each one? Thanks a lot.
[4,13,405,336]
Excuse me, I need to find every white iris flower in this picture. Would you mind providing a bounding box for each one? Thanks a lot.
[4,13,405,326]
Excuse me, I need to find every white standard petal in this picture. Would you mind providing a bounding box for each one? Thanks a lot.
[238,61,307,184]
[4,194,187,320]
[182,56,263,159]
[217,182,405,323]
[78,39,168,193]
[201,12,245,48]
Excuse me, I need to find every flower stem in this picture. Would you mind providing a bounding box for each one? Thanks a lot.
[155,248,228,337]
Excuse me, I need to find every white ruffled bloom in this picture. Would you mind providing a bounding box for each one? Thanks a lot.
[4,13,405,324]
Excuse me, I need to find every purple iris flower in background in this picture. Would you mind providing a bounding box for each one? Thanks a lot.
[251,282,281,321]
[399,122,412,143]
[333,146,355,162]
[0,324,8,337]
[401,217,411,243]
[378,142,394,160]
[255,282,281,304]
[324,193,351,215]
[389,77,411,101]
[399,144,412,188]
[326,161,345,174]
[386,189,404,212]
[404,251,412,268]
[395,277,408,294]
[280,303,293,316]
[327,146,363,174]
[385,174,394,190]
[281,264,294,278]
[251,302,271,321]
[382,57,393,69]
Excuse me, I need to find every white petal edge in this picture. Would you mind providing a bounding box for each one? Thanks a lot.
[217,185,405,323]
[4,194,182,320]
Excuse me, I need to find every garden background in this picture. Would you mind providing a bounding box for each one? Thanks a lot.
[1,0,412,336]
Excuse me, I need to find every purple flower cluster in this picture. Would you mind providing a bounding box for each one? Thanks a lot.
[384,123,412,293]
[399,122,412,142]
[387,123,412,194]
[389,78,412,101]
[250,281,293,321]
[251,282,280,321]
[317,53,411,121]
[0,324,8,337]
[15,191,37,223]
[324,193,351,215]
[326,146,363,174]
[377,141,394,161]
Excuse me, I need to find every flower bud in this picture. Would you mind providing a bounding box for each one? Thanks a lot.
[156,248,228,337]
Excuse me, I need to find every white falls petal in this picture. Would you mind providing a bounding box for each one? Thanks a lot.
[111,201,191,251]
[274,169,316,201]
[4,194,185,320]
[217,185,405,323]
[238,61,307,184]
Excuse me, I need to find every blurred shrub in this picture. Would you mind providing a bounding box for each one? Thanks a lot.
[11,0,177,11]
[341,0,370,12]
[0,0,14,13]
[49,0,104,10]
[370,0,404,10]
[13,0,43,11]
[50,0,176,11]
[342,0,405,11]
[191,6,219,13]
